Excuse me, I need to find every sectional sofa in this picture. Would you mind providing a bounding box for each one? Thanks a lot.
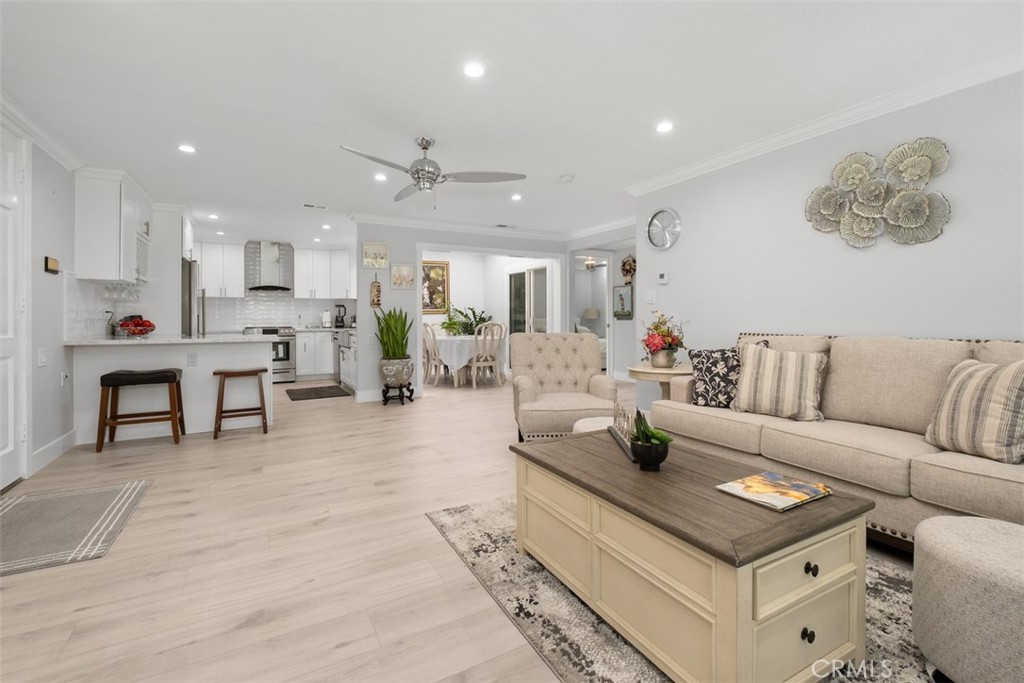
[651,334,1024,544]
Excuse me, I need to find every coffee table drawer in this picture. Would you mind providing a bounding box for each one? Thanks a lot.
[753,526,856,619]
[753,580,855,683]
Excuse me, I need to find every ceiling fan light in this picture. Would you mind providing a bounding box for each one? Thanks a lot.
[417,179,434,192]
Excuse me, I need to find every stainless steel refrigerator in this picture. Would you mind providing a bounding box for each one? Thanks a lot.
[181,258,206,337]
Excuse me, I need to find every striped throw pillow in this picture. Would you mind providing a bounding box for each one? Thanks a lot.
[733,344,828,421]
[925,359,1024,464]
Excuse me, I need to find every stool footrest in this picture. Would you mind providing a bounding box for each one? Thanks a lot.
[220,408,265,418]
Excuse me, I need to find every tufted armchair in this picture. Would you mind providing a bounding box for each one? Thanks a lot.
[509,333,617,441]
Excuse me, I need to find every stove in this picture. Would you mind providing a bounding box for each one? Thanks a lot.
[243,326,296,383]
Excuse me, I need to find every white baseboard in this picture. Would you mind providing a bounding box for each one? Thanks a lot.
[30,430,76,476]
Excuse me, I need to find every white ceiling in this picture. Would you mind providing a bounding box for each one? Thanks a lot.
[3,2,1022,247]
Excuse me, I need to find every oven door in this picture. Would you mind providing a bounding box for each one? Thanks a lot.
[271,337,296,383]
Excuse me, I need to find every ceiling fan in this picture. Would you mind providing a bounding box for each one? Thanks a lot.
[341,137,526,202]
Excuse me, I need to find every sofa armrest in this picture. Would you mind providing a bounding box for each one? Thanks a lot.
[588,374,617,402]
[669,376,695,403]
[513,375,539,414]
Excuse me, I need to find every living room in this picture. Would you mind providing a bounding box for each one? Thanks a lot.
[2,3,1023,682]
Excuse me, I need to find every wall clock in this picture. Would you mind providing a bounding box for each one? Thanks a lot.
[647,208,682,250]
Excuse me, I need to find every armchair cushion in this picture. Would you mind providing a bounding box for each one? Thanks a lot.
[516,393,616,437]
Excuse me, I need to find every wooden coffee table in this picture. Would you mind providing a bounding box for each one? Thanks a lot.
[510,431,875,683]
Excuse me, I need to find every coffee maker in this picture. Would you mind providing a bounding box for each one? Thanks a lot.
[334,304,347,328]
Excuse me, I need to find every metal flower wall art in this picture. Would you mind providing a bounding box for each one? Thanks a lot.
[805,138,950,248]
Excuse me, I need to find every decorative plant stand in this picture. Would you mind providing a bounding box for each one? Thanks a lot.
[381,383,414,406]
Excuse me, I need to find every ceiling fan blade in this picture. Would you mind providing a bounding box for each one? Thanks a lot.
[394,183,418,202]
[441,171,526,183]
[340,145,410,174]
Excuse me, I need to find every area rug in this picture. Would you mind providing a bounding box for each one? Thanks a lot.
[285,385,351,401]
[0,480,150,576]
[427,496,930,683]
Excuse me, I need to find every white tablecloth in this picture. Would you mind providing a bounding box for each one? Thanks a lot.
[435,335,505,373]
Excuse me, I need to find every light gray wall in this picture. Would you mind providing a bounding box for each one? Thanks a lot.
[30,144,76,472]
[629,73,1024,407]
[421,250,488,327]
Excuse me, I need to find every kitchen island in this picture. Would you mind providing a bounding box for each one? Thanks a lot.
[67,335,275,445]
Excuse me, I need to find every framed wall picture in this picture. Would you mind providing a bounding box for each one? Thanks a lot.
[421,260,450,313]
[612,285,633,320]
[391,264,415,289]
[362,242,389,268]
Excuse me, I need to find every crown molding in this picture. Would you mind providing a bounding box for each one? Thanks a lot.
[349,212,565,241]
[0,90,82,171]
[626,50,1024,198]
[565,217,635,242]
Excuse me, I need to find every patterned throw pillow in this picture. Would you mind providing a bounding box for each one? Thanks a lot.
[688,340,768,408]
[732,343,828,421]
[925,359,1024,464]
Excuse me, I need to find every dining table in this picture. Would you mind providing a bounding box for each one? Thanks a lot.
[434,334,506,386]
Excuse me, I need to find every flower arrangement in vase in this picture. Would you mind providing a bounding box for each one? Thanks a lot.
[641,310,685,368]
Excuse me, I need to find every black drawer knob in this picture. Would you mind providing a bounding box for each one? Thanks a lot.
[800,627,816,644]
[804,561,820,577]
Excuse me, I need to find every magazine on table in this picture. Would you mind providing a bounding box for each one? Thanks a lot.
[716,471,832,511]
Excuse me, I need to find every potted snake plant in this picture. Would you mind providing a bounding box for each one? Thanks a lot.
[374,307,415,389]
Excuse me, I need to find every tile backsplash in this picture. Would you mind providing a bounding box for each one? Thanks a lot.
[65,273,355,339]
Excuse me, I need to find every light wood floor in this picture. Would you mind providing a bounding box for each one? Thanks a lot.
[1,376,636,682]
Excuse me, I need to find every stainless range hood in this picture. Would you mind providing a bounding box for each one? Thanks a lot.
[246,241,294,292]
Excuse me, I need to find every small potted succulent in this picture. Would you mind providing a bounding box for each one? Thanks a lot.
[630,409,673,472]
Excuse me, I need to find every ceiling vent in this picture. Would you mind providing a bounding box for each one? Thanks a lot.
[302,203,328,210]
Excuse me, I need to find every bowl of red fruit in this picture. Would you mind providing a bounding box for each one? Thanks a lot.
[118,316,156,337]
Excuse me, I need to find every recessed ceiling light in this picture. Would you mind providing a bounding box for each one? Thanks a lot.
[208,214,219,220]
[374,173,387,182]
[655,120,674,133]
[463,61,485,78]
[511,193,522,201]
[559,173,575,183]
[314,238,321,243]
[215,231,224,236]
[322,224,331,230]
[178,144,196,153]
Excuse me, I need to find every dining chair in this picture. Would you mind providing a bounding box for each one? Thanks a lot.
[422,323,447,386]
[468,322,504,388]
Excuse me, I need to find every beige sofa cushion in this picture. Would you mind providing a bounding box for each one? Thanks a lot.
[973,339,1024,365]
[911,452,1024,523]
[738,333,831,354]
[820,337,971,434]
[760,420,941,496]
[651,401,782,454]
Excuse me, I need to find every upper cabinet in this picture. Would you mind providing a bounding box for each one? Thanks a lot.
[330,249,353,298]
[294,248,332,299]
[195,241,245,297]
[74,168,151,282]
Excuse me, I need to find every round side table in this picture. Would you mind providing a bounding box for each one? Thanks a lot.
[627,361,693,400]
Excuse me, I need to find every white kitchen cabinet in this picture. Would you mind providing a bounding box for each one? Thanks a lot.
[74,168,151,282]
[330,249,353,298]
[296,331,335,376]
[294,248,332,299]
[339,345,357,388]
[196,241,244,297]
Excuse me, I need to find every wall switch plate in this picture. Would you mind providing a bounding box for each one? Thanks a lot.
[38,348,47,367]
[187,352,198,367]
[657,272,670,285]
[644,290,656,304]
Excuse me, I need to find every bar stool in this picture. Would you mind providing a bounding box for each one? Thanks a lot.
[212,368,268,439]
[96,368,185,453]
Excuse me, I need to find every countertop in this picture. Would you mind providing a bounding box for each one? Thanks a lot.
[296,326,357,332]
[65,334,278,346]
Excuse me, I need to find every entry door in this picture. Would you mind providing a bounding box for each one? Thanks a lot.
[0,126,27,489]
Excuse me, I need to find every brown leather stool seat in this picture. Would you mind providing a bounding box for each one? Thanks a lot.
[96,368,185,452]
[212,368,268,439]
